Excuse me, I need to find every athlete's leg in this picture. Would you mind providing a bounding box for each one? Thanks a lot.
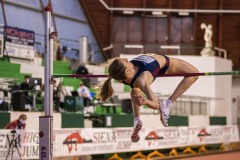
[160,58,199,127]
[130,89,142,142]
[167,58,199,103]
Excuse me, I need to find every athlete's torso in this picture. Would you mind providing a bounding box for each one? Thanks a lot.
[123,55,170,88]
[130,55,160,81]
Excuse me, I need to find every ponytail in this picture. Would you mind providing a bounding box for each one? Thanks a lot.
[94,58,126,102]
[94,77,113,102]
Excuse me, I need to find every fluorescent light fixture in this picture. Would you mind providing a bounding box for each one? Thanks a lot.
[102,44,113,51]
[123,10,134,14]
[160,45,181,55]
[150,11,167,17]
[178,12,189,16]
[124,45,144,49]
[160,45,180,49]
[152,11,163,15]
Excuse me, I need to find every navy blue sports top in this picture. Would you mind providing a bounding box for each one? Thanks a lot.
[123,55,170,88]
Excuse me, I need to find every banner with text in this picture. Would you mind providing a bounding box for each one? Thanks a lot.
[0,126,239,159]
[5,26,35,46]
[5,42,35,60]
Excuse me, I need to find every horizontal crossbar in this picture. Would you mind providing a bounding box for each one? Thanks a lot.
[52,70,240,78]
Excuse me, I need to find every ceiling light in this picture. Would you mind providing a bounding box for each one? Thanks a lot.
[123,10,134,14]
[152,11,163,15]
[178,12,189,16]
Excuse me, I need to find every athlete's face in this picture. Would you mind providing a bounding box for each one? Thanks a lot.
[119,58,132,70]
[118,58,134,76]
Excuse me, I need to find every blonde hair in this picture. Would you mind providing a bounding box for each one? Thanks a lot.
[94,58,127,102]
[94,77,113,102]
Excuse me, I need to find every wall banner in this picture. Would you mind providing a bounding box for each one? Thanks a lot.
[5,42,35,60]
[5,26,35,46]
[0,126,239,159]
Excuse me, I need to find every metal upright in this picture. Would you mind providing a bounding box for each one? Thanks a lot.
[39,3,54,160]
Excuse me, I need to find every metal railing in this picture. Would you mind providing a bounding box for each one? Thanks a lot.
[120,43,227,59]
[214,47,227,59]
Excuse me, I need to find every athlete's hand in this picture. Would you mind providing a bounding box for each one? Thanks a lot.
[134,95,147,106]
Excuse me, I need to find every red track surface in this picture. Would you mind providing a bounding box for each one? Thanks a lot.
[178,151,240,160]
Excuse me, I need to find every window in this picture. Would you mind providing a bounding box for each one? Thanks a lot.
[170,98,208,116]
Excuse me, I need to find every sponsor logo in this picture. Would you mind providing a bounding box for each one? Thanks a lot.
[63,132,92,154]
[197,128,211,142]
[145,131,163,146]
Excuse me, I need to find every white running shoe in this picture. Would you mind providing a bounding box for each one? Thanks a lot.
[131,120,142,143]
[159,99,172,127]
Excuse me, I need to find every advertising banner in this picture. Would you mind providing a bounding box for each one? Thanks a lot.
[0,126,239,159]
[5,42,35,60]
[5,26,35,46]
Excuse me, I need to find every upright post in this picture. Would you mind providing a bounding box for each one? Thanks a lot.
[79,36,88,65]
[39,3,53,160]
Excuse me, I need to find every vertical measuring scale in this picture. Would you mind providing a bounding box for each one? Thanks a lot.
[39,3,54,160]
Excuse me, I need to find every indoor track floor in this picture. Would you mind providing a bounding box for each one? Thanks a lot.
[176,150,240,160]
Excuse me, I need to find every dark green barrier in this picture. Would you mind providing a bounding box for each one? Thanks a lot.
[168,115,188,126]
[210,116,226,125]
[0,112,10,129]
[64,96,84,112]
[61,113,84,128]
[105,114,134,127]
[91,113,134,128]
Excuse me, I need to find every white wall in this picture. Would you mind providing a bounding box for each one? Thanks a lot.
[232,78,240,125]
[86,64,105,74]
[10,112,62,130]
[188,115,209,126]
[214,58,232,124]
[141,114,164,128]
[20,63,44,80]
[232,78,240,97]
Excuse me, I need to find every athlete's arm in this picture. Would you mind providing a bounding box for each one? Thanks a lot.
[130,88,142,117]
[135,76,159,110]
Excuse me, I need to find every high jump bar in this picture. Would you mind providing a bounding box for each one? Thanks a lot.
[53,70,240,78]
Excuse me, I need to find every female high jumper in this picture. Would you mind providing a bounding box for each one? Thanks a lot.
[95,53,199,142]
